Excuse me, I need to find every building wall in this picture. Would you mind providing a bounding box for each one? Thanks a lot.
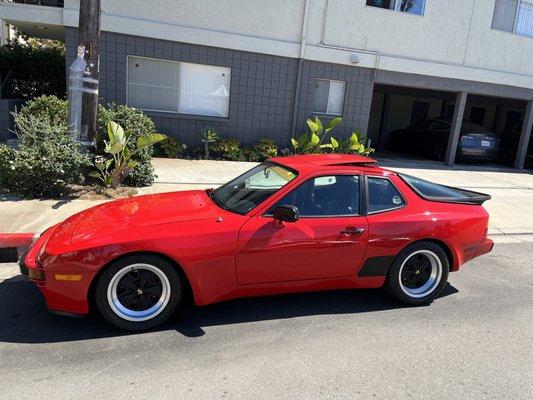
[3,0,533,89]
[65,28,374,147]
[0,100,24,141]
[294,60,374,139]
[60,0,533,90]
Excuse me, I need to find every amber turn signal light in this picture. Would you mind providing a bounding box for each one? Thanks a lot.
[54,274,82,282]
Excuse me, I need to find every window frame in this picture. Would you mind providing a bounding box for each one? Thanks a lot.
[312,78,346,116]
[263,173,365,219]
[365,0,426,16]
[365,175,407,215]
[125,55,231,118]
[491,0,533,39]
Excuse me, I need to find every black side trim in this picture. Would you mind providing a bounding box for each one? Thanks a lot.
[0,247,19,263]
[358,256,395,277]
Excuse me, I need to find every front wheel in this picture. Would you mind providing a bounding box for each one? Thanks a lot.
[95,254,182,331]
[386,242,449,305]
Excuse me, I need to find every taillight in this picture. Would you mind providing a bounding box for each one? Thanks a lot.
[28,261,45,281]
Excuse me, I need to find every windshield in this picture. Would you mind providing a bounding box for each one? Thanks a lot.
[210,162,297,215]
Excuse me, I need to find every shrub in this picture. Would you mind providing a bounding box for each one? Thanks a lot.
[0,116,89,198]
[210,138,241,160]
[157,136,186,158]
[97,104,158,187]
[0,145,17,189]
[254,138,278,161]
[291,116,374,156]
[13,95,68,140]
[90,121,166,188]
[201,128,219,159]
[0,39,66,99]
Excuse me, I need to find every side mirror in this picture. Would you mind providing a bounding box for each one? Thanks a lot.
[272,205,299,223]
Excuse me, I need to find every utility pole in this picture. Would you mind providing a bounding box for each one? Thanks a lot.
[77,0,100,144]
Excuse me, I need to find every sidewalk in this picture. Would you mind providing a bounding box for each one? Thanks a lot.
[1,157,533,243]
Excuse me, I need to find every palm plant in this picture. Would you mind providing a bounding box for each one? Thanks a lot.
[201,128,219,159]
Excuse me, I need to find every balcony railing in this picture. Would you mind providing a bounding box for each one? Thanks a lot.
[1,0,64,7]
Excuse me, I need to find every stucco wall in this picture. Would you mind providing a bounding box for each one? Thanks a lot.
[3,0,533,89]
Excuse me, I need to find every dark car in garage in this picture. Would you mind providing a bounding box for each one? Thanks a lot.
[386,119,500,162]
[499,121,533,168]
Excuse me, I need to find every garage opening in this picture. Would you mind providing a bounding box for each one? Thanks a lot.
[368,84,531,168]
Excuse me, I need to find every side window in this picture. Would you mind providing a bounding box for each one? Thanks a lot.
[367,177,405,214]
[269,175,360,217]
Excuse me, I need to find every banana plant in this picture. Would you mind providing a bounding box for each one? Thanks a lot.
[291,116,342,154]
[337,130,375,156]
[90,121,167,188]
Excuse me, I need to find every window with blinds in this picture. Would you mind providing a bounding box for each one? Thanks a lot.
[127,56,231,117]
[492,0,533,38]
[313,79,346,116]
[366,0,426,16]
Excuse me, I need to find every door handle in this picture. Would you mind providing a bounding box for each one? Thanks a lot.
[340,227,365,236]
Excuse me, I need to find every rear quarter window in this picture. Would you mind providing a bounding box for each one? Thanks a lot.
[400,174,473,198]
[399,173,491,205]
[367,177,405,214]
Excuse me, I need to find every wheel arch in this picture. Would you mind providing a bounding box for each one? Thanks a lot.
[403,238,456,271]
[87,251,196,314]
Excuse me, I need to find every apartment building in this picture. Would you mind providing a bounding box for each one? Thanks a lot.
[1,0,532,167]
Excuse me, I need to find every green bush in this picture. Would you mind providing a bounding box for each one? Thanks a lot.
[0,40,66,99]
[0,116,89,198]
[97,104,158,187]
[210,138,241,160]
[157,136,186,158]
[0,145,17,189]
[13,95,68,141]
[254,138,278,161]
[90,121,166,188]
[291,116,374,156]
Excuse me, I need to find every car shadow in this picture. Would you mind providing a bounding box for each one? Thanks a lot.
[0,274,458,343]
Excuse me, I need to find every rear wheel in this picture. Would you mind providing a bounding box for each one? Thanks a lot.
[386,242,449,305]
[95,254,182,331]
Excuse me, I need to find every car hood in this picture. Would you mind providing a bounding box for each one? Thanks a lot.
[49,190,223,246]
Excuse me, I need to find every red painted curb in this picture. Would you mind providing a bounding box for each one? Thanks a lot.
[0,233,36,249]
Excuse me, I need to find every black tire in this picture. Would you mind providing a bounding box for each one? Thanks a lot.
[386,241,449,305]
[95,254,182,331]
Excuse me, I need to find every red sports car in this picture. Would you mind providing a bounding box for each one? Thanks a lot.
[20,154,493,330]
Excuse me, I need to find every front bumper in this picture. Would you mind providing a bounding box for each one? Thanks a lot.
[19,225,93,316]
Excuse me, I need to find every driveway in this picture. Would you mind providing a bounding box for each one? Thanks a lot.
[0,242,532,399]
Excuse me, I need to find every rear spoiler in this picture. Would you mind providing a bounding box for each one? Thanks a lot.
[416,190,491,206]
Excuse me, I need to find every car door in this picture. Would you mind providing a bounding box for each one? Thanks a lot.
[235,174,368,285]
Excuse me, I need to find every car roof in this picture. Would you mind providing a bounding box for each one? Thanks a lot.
[270,154,392,175]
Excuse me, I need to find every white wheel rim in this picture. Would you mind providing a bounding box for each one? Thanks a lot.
[398,250,443,298]
[107,263,171,322]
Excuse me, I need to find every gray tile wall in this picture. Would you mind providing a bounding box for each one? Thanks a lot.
[66,28,374,148]
[0,100,24,141]
[295,61,374,141]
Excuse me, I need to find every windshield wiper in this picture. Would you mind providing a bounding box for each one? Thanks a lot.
[208,190,229,211]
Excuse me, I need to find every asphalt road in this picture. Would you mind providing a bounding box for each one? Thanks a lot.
[0,243,532,400]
